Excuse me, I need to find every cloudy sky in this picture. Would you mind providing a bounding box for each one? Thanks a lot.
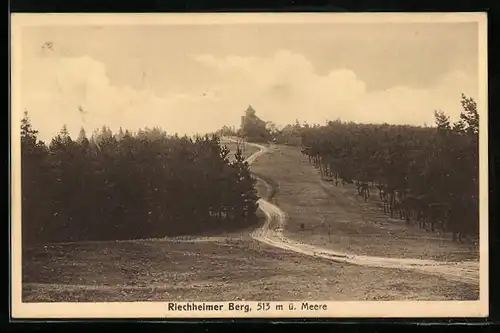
[17,17,480,142]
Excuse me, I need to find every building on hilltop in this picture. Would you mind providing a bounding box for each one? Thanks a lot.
[241,105,266,129]
[240,105,269,143]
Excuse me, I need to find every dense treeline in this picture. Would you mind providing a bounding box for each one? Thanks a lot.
[21,112,259,245]
[272,121,303,146]
[299,94,479,243]
[215,125,239,137]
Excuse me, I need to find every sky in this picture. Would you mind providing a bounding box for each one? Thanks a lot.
[17,18,480,142]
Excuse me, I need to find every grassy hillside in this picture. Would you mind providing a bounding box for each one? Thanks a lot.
[249,144,479,262]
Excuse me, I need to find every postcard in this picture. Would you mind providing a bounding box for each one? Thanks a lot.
[10,12,488,319]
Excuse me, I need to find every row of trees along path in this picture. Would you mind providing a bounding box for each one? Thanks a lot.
[21,111,259,245]
[299,94,479,243]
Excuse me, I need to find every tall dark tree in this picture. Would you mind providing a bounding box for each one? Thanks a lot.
[21,110,50,245]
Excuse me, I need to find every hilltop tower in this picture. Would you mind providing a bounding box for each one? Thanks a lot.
[240,105,269,143]
[241,105,257,128]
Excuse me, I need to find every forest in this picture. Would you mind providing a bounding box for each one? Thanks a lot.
[298,94,480,242]
[20,93,480,246]
[21,112,259,245]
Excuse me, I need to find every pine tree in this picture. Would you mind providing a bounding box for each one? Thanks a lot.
[21,109,39,145]
[460,93,479,135]
[434,110,451,132]
[21,110,51,244]
[77,127,88,143]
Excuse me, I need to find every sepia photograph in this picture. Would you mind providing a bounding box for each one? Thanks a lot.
[10,13,488,318]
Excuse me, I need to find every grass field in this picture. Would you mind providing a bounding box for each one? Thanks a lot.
[22,234,478,302]
[250,144,479,263]
[21,141,479,302]
[220,139,261,161]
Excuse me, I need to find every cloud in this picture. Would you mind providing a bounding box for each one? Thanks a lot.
[352,70,478,126]
[191,50,477,127]
[22,55,231,142]
[190,50,368,124]
[21,50,477,142]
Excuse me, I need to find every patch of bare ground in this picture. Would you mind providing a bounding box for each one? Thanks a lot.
[22,238,477,302]
[250,145,479,263]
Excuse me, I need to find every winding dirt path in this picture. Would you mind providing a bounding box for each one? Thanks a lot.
[225,137,480,286]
